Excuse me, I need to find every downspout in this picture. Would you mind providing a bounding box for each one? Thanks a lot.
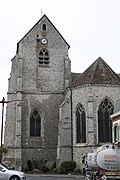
[70,87,73,160]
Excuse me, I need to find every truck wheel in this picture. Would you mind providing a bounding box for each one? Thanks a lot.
[9,175,21,180]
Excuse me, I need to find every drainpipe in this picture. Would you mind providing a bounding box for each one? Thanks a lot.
[70,88,73,161]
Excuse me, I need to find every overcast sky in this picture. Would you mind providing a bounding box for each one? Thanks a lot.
[0,0,120,135]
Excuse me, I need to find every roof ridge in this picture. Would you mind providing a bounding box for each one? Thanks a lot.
[101,58,120,82]
[89,59,98,83]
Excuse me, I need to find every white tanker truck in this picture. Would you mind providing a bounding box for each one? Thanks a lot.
[85,143,120,180]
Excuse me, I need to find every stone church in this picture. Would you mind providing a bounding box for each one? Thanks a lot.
[4,14,120,170]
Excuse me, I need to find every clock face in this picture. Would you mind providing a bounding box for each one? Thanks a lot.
[41,38,48,45]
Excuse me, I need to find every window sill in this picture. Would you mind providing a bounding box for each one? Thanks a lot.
[74,143,87,147]
[38,64,50,68]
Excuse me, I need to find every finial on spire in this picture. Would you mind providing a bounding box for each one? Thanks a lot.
[41,9,43,17]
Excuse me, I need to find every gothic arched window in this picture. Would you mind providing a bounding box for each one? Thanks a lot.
[76,103,86,143]
[38,49,49,65]
[98,98,114,143]
[42,23,47,31]
[30,109,41,137]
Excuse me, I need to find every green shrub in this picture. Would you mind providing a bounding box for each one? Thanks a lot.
[74,167,82,174]
[40,165,49,173]
[32,159,46,170]
[31,159,49,173]
[0,145,8,153]
[58,166,66,174]
[52,167,58,173]
[60,161,76,173]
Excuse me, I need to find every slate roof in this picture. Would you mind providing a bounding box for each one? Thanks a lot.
[72,57,120,87]
[71,72,81,82]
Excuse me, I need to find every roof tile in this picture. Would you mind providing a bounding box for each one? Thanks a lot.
[72,57,120,86]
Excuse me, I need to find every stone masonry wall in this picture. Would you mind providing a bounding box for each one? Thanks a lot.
[72,84,120,168]
[4,15,70,169]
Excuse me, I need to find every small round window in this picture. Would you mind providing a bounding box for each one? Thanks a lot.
[38,49,49,65]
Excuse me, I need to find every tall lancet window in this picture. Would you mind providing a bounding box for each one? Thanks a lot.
[30,109,41,137]
[98,98,114,143]
[42,23,47,31]
[76,103,86,143]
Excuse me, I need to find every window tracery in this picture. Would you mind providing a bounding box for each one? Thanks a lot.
[38,49,49,65]
[30,109,41,137]
[76,103,86,143]
[98,98,114,142]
